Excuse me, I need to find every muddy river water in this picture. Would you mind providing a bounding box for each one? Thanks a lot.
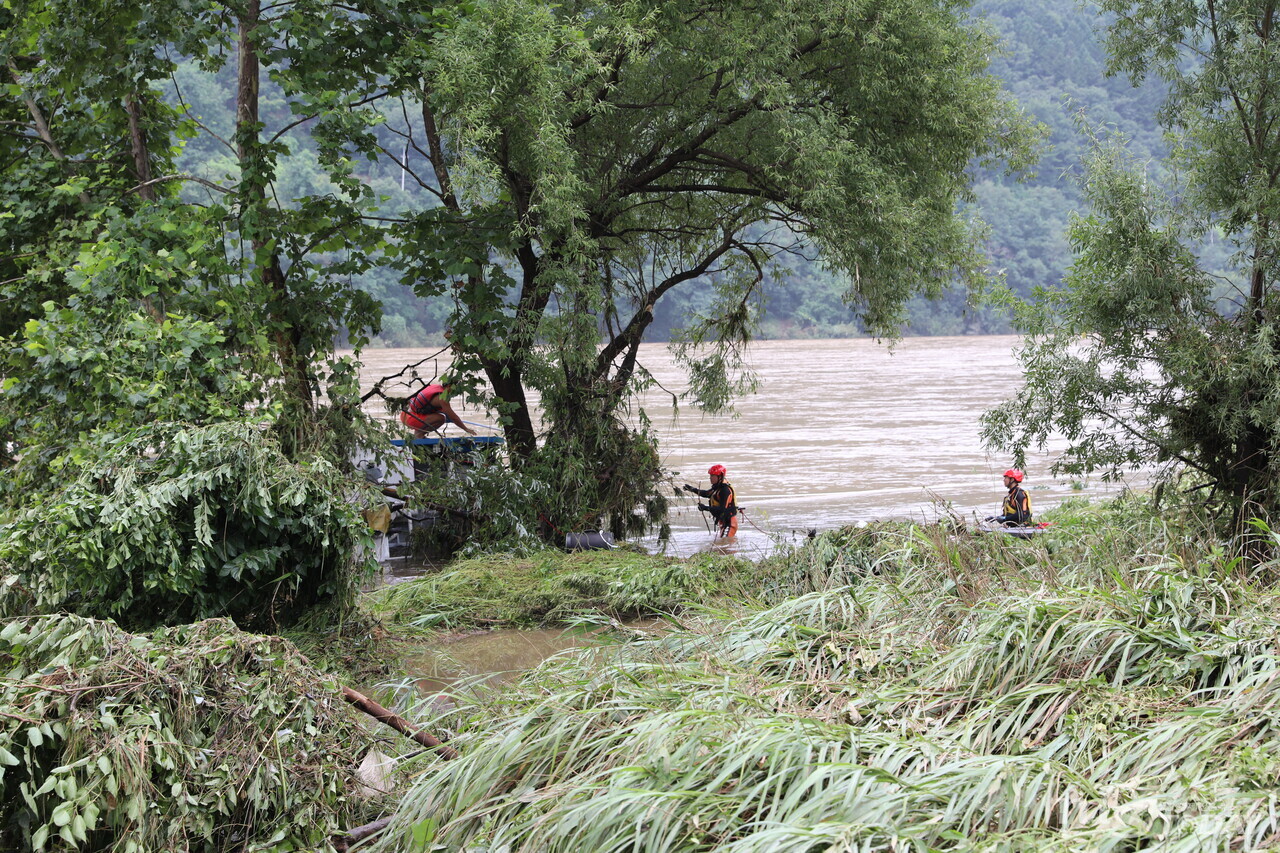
[409,622,659,699]
[354,335,1139,560]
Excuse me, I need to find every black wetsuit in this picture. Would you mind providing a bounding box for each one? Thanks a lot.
[688,481,738,533]
[996,485,1032,525]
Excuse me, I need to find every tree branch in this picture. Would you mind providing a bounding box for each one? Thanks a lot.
[167,59,237,155]
[267,90,391,144]
[421,93,459,210]
[125,174,237,195]
[594,232,736,381]
[637,183,770,198]
[372,141,444,198]
[8,60,68,162]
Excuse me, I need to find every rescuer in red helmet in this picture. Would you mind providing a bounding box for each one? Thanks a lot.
[681,464,738,537]
[988,468,1032,526]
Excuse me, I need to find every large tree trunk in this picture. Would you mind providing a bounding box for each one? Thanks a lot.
[421,97,539,458]
[482,235,548,462]
[125,93,168,322]
[483,358,538,461]
[237,0,313,415]
[126,94,155,201]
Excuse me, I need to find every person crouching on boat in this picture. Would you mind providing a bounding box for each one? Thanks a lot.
[682,464,739,537]
[400,378,477,438]
[988,468,1032,526]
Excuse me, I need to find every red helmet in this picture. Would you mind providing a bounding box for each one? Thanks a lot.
[1003,468,1024,482]
[708,464,727,477]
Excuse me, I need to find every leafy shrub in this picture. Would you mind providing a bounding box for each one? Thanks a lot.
[403,446,553,558]
[0,422,374,631]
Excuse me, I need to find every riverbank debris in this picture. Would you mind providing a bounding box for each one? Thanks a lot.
[341,685,459,760]
[0,615,392,852]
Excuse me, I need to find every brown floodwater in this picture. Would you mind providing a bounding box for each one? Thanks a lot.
[410,628,589,696]
[353,336,1141,560]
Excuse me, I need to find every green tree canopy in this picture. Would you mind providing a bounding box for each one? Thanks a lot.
[3,0,1039,561]
[338,0,1038,535]
[0,0,385,626]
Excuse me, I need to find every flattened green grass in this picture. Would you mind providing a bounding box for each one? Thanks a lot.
[364,548,755,629]
[371,498,1280,851]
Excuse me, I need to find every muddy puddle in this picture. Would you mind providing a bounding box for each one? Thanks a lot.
[410,622,659,700]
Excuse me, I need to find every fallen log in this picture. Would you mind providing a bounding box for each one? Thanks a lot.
[341,685,460,760]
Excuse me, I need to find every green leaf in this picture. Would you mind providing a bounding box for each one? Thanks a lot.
[50,801,74,827]
[411,818,437,845]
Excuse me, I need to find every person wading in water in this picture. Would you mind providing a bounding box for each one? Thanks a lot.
[400,378,477,438]
[683,464,739,538]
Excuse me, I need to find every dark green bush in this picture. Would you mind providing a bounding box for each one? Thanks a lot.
[0,422,374,631]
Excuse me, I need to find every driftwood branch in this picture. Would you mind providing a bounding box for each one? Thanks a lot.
[340,685,459,760]
[333,816,394,852]
[360,350,452,403]
[330,688,457,849]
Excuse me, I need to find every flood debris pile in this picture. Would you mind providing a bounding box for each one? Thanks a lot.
[374,500,1280,850]
[0,615,390,853]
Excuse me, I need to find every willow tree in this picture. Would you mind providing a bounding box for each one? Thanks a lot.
[983,1,1280,525]
[346,0,1035,534]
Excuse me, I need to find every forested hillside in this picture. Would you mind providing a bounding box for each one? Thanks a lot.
[885,0,1167,336]
[157,0,1159,345]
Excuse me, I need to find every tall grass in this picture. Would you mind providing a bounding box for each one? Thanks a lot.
[374,497,1280,850]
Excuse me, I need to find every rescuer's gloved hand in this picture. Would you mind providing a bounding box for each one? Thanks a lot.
[682,483,697,494]
[698,503,710,513]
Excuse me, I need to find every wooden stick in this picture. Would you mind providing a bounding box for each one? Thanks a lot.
[340,686,459,760]
[334,816,394,851]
